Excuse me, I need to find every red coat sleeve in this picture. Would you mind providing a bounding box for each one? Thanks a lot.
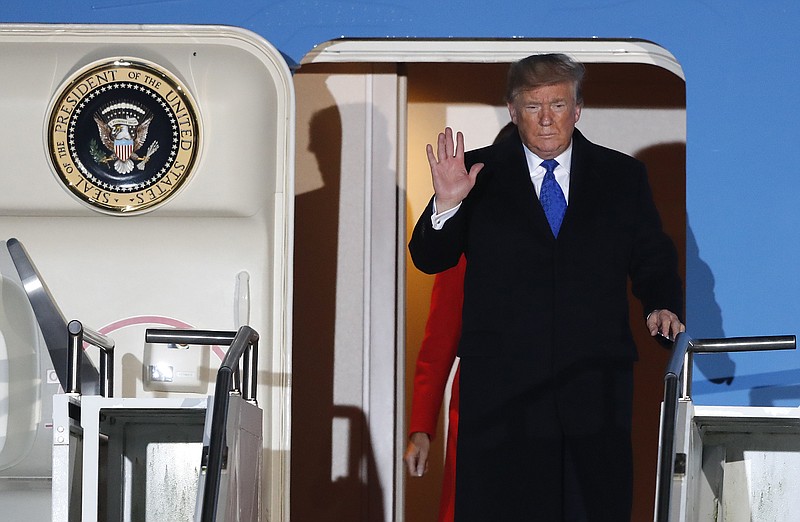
[408,255,465,440]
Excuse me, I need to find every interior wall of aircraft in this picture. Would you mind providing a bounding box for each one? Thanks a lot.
[293,62,401,521]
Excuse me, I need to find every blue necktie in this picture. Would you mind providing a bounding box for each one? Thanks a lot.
[539,159,566,237]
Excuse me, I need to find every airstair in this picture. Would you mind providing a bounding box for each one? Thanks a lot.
[655,332,799,521]
[1,238,262,521]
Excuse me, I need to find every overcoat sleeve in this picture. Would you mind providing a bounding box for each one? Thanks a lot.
[627,162,684,321]
[409,197,469,275]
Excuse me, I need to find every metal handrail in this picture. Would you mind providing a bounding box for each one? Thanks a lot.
[144,325,260,522]
[66,319,115,397]
[654,333,796,522]
[7,237,101,394]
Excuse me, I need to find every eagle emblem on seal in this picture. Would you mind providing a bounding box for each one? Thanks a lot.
[91,100,160,175]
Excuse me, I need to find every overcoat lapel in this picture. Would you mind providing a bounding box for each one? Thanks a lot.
[554,129,600,240]
[482,129,604,241]
[496,134,554,239]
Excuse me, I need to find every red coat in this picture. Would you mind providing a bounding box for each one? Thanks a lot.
[409,255,465,522]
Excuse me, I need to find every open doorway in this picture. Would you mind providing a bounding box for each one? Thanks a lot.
[404,60,686,521]
[292,39,685,522]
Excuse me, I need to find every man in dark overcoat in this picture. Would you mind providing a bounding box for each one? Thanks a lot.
[409,53,685,521]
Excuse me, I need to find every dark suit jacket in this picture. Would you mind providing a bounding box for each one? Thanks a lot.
[408,128,683,520]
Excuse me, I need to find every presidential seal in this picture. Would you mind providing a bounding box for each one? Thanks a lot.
[47,58,201,214]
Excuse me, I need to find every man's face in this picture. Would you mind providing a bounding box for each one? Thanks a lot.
[507,82,582,159]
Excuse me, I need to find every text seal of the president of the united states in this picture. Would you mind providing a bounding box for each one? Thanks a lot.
[47,58,201,214]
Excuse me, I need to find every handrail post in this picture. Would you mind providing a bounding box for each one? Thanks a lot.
[67,321,82,394]
[654,332,691,522]
[66,319,115,397]
[681,350,693,399]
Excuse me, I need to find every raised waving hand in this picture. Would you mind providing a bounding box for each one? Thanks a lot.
[426,127,484,212]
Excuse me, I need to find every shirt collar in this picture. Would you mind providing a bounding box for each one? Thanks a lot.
[523,141,573,175]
